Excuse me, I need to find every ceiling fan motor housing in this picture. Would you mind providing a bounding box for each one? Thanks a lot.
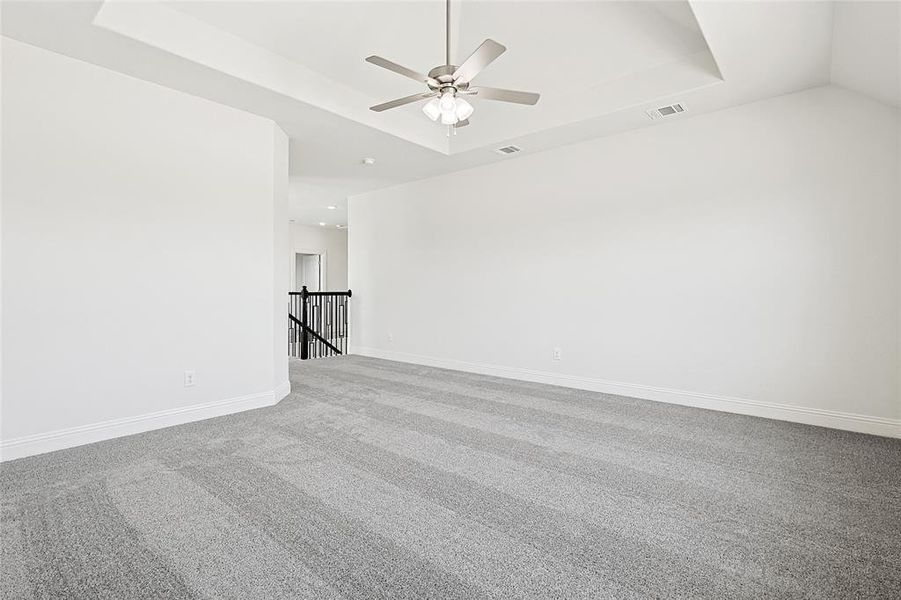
[427,65,469,93]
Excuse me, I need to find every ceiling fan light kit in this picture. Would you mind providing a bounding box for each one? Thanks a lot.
[365,0,539,130]
[423,92,473,125]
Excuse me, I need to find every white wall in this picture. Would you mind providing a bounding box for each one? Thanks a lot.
[831,1,901,108]
[289,223,348,291]
[349,85,900,437]
[1,38,290,458]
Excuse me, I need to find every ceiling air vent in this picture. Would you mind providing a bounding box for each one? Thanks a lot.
[646,103,686,120]
[494,144,522,155]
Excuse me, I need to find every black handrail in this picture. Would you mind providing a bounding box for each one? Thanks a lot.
[289,290,353,297]
[288,286,352,360]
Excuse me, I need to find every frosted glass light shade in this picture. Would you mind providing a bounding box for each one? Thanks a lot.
[455,98,474,120]
[438,90,456,113]
[422,98,441,121]
[423,92,474,126]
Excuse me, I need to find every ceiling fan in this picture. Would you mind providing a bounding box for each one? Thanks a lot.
[365,0,540,128]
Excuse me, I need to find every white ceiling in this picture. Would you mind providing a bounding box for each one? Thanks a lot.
[169,1,708,101]
[2,1,898,227]
[166,0,712,145]
[90,0,722,158]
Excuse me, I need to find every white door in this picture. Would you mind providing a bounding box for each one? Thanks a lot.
[295,253,321,291]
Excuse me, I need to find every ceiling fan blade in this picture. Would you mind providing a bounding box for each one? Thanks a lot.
[369,92,436,112]
[452,39,506,85]
[454,119,470,128]
[471,86,540,105]
[365,55,439,87]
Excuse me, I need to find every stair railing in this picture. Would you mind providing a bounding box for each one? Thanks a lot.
[288,286,352,359]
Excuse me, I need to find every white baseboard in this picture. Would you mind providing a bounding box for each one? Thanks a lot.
[351,346,901,439]
[273,379,292,403]
[0,381,292,462]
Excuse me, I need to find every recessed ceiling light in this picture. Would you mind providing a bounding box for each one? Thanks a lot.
[327,205,337,210]
[319,222,326,227]
[362,157,376,165]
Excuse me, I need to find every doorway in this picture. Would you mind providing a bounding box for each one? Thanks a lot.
[294,253,322,292]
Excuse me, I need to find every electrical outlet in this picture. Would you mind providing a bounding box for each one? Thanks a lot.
[184,370,196,387]
[553,348,562,361]
[387,332,394,342]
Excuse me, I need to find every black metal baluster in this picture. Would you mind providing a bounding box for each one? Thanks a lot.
[300,287,309,360]
[316,296,321,358]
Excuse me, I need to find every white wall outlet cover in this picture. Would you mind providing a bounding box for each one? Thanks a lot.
[553,348,562,361]
[184,370,196,387]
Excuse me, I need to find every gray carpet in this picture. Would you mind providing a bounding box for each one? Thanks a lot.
[2,356,899,599]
